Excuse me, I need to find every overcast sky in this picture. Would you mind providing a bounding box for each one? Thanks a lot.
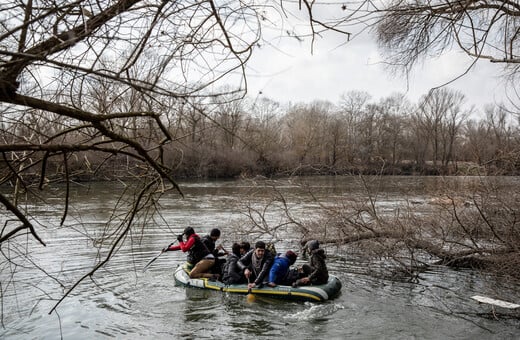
[244,27,508,113]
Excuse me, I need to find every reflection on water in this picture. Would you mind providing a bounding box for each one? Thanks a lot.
[1,176,520,339]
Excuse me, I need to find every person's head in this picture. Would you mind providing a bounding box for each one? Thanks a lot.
[183,226,195,237]
[239,241,250,255]
[307,240,319,251]
[254,241,266,258]
[266,242,276,255]
[231,242,241,256]
[209,228,221,241]
[285,250,297,265]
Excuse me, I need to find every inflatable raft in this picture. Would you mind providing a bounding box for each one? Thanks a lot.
[174,263,342,302]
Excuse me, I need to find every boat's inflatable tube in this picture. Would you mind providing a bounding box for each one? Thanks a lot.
[174,263,342,302]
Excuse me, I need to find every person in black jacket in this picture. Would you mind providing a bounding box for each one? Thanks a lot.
[201,228,227,257]
[222,243,245,284]
[237,241,274,289]
[201,228,227,275]
[293,240,328,287]
[239,241,250,256]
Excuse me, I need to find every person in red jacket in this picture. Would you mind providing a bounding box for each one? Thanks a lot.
[164,226,217,279]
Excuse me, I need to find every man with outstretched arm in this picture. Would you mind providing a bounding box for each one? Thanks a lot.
[164,226,217,279]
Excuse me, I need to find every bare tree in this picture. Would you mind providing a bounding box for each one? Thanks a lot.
[212,90,246,150]
[375,0,520,77]
[244,97,284,175]
[414,88,467,173]
[238,177,520,282]
[0,0,350,315]
[478,105,520,172]
[4,0,518,323]
[281,101,334,170]
[338,90,372,164]
[323,112,346,168]
[377,93,411,166]
[463,118,493,167]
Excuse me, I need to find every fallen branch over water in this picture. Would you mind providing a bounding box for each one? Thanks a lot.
[240,177,520,280]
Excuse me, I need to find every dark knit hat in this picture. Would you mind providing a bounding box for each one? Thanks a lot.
[183,226,195,236]
[307,240,319,251]
[285,250,297,264]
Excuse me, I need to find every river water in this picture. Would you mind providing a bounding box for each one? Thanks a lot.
[1,176,519,339]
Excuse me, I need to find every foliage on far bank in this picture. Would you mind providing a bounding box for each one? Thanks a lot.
[2,88,520,186]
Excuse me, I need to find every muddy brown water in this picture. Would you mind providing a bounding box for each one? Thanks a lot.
[1,176,519,339]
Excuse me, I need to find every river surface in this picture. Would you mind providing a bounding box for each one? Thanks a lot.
[1,176,519,339]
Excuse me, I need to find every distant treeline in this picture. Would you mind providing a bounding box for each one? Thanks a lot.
[2,88,519,183]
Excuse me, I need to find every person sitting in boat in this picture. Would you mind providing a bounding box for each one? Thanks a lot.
[239,241,250,256]
[202,228,227,258]
[201,228,227,275]
[266,242,277,257]
[164,226,217,280]
[301,239,318,257]
[237,241,274,289]
[293,240,328,287]
[221,243,245,285]
[267,250,298,287]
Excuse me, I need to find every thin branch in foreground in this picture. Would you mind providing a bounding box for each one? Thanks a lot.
[48,178,158,314]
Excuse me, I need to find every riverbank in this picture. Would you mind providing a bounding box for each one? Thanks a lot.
[2,157,516,187]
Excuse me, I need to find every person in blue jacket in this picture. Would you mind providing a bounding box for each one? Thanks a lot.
[267,250,298,287]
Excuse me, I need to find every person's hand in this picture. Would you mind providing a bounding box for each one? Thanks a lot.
[267,282,276,287]
[300,277,310,284]
[217,244,228,255]
[177,234,184,242]
[163,243,174,252]
[248,282,256,289]
[244,269,251,278]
